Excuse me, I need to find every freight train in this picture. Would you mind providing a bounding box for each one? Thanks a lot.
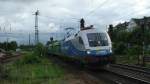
[48,19,114,66]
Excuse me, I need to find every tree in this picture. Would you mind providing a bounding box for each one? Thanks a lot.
[114,42,127,54]
[0,41,17,51]
[10,41,18,51]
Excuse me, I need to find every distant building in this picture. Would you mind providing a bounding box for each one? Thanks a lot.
[114,22,129,31]
[127,17,150,32]
[114,16,150,32]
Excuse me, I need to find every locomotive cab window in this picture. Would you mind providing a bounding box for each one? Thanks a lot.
[87,33,108,47]
[79,37,83,44]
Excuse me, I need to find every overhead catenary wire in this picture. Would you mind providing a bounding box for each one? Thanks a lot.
[84,0,150,26]
[39,14,79,22]
[35,0,150,32]
[38,14,80,28]
[34,0,109,28]
[115,8,150,23]
[84,0,109,18]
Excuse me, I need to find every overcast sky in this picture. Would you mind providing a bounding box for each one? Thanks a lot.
[0,0,150,33]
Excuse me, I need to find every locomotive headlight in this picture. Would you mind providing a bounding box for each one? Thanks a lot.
[110,49,112,53]
[87,51,91,54]
[109,47,112,53]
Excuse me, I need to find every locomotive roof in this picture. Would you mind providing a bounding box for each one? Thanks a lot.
[64,28,106,42]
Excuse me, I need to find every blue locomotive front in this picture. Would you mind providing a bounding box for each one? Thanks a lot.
[61,28,113,65]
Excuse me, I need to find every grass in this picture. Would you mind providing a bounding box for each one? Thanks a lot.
[0,52,65,84]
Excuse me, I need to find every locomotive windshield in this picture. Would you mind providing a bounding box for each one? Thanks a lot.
[87,33,108,47]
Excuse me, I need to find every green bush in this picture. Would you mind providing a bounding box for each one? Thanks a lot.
[18,43,48,64]
[34,43,48,57]
[21,53,41,64]
[114,42,127,55]
[12,43,48,65]
[125,45,142,55]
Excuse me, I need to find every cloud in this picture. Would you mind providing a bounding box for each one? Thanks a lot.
[48,23,59,32]
[0,0,150,34]
[0,0,40,3]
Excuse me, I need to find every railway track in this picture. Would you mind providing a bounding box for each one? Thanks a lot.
[0,52,21,63]
[103,64,150,84]
[48,55,117,84]
[48,54,150,84]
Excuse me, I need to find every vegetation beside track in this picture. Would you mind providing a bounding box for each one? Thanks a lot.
[0,51,65,84]
[0,43,105,84]
[108,23,150,68]
[0,43,66,84]
[116,55,139,64]
[115,55,150,68]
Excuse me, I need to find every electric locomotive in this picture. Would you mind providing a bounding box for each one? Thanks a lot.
[48,19,114,65]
